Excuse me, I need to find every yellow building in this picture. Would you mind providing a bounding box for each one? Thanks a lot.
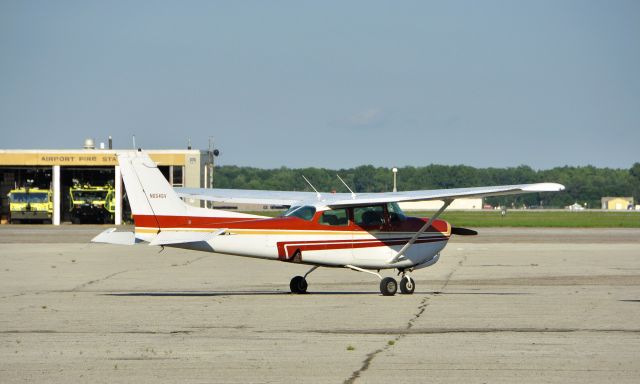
[0,148,208,225]
[601,197,634,210]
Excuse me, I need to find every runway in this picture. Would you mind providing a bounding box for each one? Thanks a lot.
[1,226,639,383]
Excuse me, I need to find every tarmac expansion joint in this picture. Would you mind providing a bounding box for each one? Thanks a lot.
[343,253,468,384]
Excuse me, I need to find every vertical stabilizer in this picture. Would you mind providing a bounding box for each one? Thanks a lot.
[118,151,187,230]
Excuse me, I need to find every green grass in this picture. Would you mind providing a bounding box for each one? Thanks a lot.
[248,210,640,228]
[410,210,640,228]
[240,210,640,228]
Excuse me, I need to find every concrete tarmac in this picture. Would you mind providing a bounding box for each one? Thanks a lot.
[0,226,639,383]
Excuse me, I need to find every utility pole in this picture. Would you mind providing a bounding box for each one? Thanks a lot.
[208,137,214,190]
[207,137,220,208]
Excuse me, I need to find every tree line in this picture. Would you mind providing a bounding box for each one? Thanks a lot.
[212,163,640,209]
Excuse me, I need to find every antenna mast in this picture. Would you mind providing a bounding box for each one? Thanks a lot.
[302,175,321,200]
[337,175,356,199]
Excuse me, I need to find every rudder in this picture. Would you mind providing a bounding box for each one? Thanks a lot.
[118,151,187,230]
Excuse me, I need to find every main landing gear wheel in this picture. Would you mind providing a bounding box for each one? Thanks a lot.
[400,276,415,294]
[380,277,398,296]
[290,276,308,294]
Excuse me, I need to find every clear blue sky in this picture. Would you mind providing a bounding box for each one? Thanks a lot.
[1,0,638,169]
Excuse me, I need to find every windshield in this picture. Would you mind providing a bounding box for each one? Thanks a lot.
[72,190,108,202]
[388,202,406,222]
[281,205,316,221]
[10,192,49,203]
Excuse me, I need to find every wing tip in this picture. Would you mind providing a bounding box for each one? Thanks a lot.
[523,183,565,192]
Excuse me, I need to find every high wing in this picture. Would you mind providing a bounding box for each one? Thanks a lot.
[175,183,565,208]
[175,187,326,206]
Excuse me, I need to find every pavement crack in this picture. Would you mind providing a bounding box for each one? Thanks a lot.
[71,270,128,291]
[175,255,208,267]
[1,330,193,335]
[407,297,430,330]
[311,328,640,335]
[344,253,468,383]
[343,347,386,384]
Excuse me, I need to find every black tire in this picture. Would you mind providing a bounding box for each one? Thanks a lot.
[380,277,397,296]
[290,276,308,294]
[400,276,415,294]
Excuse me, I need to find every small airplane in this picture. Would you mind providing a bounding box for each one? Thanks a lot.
[92,151,565,296]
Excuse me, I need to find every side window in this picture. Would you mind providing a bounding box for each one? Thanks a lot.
[387,202,406,223]
[354,205,385,227]
[319,209,349,226]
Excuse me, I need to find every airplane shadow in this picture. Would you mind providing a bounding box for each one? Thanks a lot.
[104,291,378,297]
[103,291,530,297]
[433,292,532,296]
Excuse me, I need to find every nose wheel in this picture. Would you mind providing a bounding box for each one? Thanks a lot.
[399,275,415,294]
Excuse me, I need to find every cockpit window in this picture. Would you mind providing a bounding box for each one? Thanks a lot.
[281,205,316,221]
[388,202,406,223]
[319,208,349,226]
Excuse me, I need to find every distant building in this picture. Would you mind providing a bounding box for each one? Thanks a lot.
[601,197,634,210]
[566,202,585,211]
[0,147,206,225]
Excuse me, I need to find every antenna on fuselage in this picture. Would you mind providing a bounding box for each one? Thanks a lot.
[301,175,321,200]
[337,174,356,199]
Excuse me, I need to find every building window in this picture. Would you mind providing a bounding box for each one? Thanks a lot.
[172,166,183,187]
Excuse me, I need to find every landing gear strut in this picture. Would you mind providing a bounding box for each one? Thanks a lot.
[345,265,404,296]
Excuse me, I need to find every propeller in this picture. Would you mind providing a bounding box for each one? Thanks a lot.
[451,226,478,236]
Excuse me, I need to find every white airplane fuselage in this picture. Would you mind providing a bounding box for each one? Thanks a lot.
[133,213,451,270]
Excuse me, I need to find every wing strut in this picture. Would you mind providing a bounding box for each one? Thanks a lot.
[388,199,453,264]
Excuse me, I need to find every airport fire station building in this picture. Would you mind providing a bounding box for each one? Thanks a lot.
[0,148,209,225]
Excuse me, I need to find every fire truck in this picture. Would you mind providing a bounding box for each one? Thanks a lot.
[68,183,114,224]
[7,188,53,224]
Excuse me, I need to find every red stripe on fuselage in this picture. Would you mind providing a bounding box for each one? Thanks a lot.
[277,236,449,260]
[133,214,450,234]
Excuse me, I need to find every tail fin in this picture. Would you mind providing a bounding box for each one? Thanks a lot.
[118,151,187,230]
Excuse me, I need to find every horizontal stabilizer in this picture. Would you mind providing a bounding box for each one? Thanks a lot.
[149,228,227,246]
[91,228,137,245]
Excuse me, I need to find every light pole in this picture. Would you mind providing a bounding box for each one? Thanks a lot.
[207,137,220,208]
[392,167,398,192]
